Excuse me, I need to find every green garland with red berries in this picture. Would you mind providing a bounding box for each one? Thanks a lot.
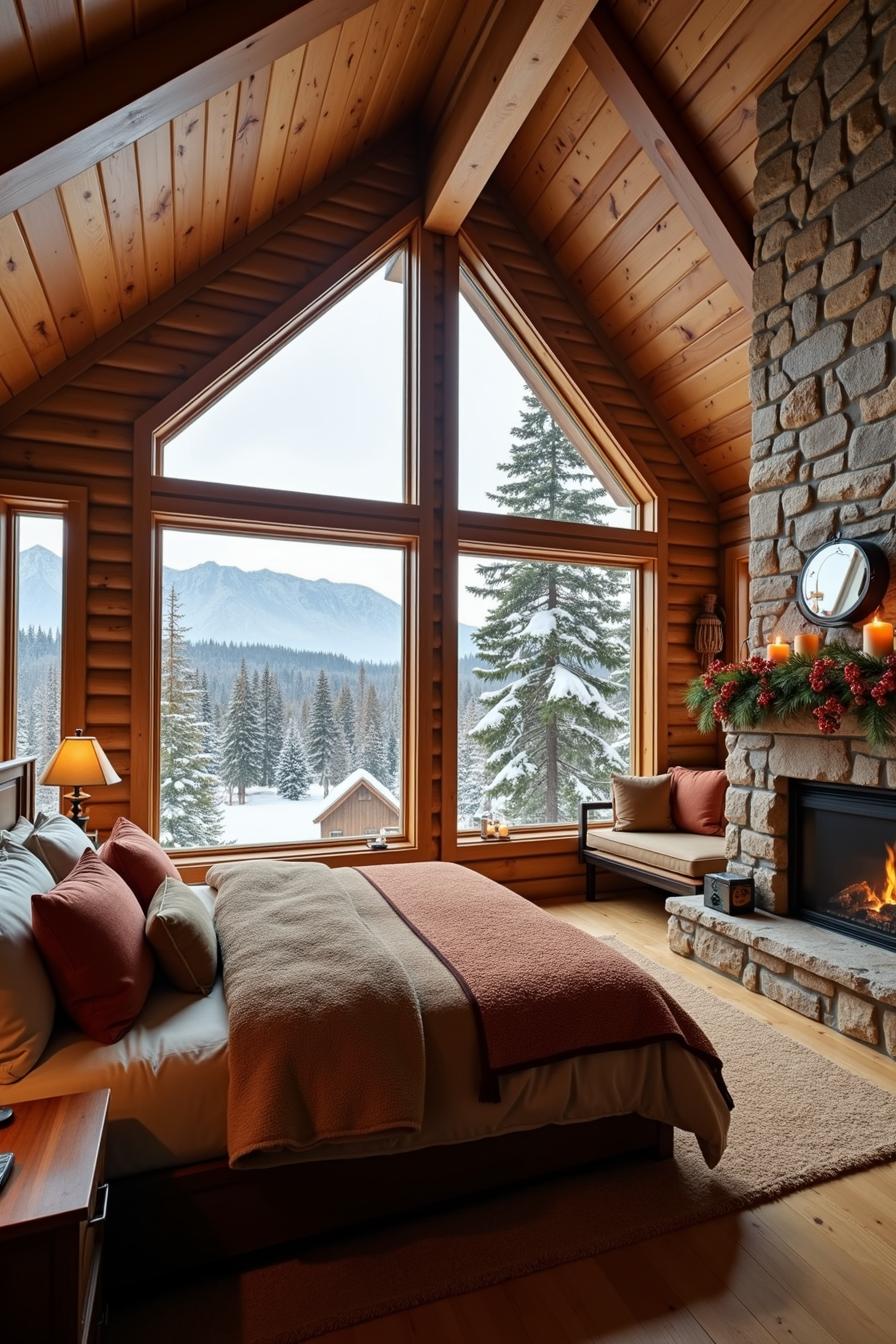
[685,642,896,746]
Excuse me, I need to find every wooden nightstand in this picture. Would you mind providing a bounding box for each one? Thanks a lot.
[0,1090,110,1343]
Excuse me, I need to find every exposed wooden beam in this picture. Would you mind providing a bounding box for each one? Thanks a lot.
[0,0,372,217]
[576,8,753,311]
[425,0,595,236]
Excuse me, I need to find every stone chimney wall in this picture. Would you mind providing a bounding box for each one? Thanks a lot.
[727,0,896,914]
[749,0,896,652]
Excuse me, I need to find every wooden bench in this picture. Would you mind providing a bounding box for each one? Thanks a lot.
[578,801,727,901]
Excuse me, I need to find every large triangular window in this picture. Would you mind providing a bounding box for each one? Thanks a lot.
[161,248,408,502]
[458,270,636,528]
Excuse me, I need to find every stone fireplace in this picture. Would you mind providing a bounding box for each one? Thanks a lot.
[666,0,896,1057]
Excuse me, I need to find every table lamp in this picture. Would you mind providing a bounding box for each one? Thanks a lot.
[38,729,121,830]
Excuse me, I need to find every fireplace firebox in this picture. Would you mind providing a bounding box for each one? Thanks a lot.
[790,781,896,951]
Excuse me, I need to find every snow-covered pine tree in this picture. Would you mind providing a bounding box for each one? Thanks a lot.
[220,658,262,805]
[385,730,399,794]
[469,390,630,824]
[328,723,351,789]
[276,722,311,800]
[307,670,336,790]
[259,665,285,787]
[334,683,356,755]
[159,588,224,846]
[354,664,368,751]
[457,693,488,828]
[358,684,389,783]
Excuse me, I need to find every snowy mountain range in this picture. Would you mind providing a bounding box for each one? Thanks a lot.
[19,546,477,661]
[18,545,63,632]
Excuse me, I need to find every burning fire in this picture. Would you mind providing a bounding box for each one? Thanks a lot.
[836,843,896,924]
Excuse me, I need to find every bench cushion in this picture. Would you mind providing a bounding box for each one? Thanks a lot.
[586,828,726,879]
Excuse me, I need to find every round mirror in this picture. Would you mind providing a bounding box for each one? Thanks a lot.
[797,539,890,627]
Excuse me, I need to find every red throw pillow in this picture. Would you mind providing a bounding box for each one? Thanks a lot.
[667,766,727,837]
[31,848,153,1044]
[99,816,179,912]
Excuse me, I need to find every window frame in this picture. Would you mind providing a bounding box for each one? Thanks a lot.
[444,242,661,859]
[0,481,88,789]
[151,513,418,865]
[132,219,426,877]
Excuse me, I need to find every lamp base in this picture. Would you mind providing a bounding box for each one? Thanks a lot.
[62,789,91,831]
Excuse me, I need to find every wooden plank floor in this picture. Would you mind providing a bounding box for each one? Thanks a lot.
[321,891,896,1344]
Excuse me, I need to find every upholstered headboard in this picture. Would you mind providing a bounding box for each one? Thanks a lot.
[0,756,36,830]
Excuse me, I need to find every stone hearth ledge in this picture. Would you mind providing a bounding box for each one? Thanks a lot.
[666,895,896,1057]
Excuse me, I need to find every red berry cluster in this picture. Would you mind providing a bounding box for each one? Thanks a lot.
[870,653,896,707]
[843,662,867,707]
[813,695,845,735]
[712,679,738,722]
[808,656,836,694]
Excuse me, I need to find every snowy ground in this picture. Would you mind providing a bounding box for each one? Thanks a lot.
[221,785,326,846]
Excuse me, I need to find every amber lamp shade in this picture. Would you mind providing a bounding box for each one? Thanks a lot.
[39,729,121,830]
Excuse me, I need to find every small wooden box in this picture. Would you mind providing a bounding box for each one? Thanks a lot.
[703,871,755,915]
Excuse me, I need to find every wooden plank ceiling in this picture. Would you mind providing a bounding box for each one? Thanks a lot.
[0,0,853,501]
[0,0,475,402]
[495,0,844,500]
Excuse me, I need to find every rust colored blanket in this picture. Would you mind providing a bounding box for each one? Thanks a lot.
[358,862,732,1109]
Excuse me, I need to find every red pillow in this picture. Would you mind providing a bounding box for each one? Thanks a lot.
[99,816,179,912]
[667,766,727,837]
[31,848,153,1044]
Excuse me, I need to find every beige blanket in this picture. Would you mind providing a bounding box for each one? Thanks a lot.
[206,860,425,1168]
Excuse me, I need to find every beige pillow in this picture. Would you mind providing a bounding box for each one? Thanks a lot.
[0,836,57,1083]
[25,811,94,882]
[611,774,674,833]
[146,878,218,996]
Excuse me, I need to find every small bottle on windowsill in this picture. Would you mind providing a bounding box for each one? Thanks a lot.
[480,814,491,840]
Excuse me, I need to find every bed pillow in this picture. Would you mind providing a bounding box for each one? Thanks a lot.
[146,878,218,996]
[31,848,153,1044]
[25,811,94,882]
[0,837,57,1083]
[7,816,33,844]
[99,815,179,912]
[611,773,674,832]
[668,766,727,837]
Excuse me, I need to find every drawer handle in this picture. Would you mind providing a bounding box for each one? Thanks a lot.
[88,1182,109,1226]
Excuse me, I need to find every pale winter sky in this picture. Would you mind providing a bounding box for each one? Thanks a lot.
[20,515,63,555]
[33,257,629,629]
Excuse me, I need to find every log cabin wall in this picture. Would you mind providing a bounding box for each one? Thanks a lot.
[0,143,719,899]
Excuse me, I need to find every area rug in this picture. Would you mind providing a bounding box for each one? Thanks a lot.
[109,939,896,1344]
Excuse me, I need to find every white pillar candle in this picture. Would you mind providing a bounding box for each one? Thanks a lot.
[794,632,820,658]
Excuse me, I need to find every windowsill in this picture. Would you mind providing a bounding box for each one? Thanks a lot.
[451,828,580,860]
[172,838,418,884]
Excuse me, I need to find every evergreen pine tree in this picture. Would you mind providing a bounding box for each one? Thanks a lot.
[385,730,399,794]
[468,391,630,824]
[308,670,336,790]
[259,664,285,786]
[276,722,311,800]
[220,658,262,805]
[354,664,368,752]
[457,694,488,827]
[334,683,356,756]
[328,723,351,788]
[358,684,388,783]
[159,588,224,846]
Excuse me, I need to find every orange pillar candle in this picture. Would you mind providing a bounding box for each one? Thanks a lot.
[863,614,894,657]
[794,631,820,658]
[766,636,791,663]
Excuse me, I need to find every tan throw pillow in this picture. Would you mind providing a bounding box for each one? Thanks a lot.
[611,774,674,832]
[146,878,218,996]
[0,836,57,1083]
[25,811,94,883]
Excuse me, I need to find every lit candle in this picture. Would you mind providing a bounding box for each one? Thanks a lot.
[766,635,791,663]
[863,613,894,657]
[794,631,820,658]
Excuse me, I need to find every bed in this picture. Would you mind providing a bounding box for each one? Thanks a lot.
[0,757,732,1282]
